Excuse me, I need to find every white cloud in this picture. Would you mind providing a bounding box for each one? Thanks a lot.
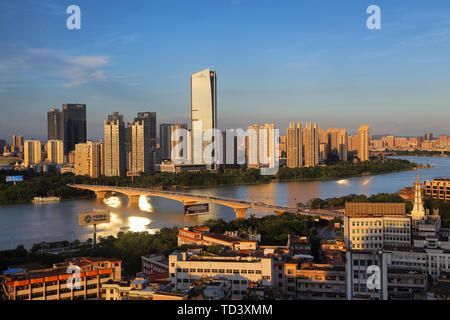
[0,45,110,88]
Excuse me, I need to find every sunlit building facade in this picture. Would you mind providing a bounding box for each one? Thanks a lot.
[357,125,370,162]
[46,140,64,164]
[191,69,217,166]
[24,140,42,166]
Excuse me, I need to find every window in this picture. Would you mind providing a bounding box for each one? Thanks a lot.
[241,270,247,274]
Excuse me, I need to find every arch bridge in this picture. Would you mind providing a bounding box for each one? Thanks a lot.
[68,184,342,220]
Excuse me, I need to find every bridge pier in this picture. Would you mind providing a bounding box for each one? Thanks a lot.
[95,191,108,201]
[234,208,247,220]
[128,195,141,207]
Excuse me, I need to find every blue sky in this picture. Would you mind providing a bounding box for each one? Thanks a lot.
[0,0,449,141]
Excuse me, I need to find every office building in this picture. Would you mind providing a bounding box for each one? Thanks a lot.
[287,122,302,168]
[130,120,149,173]
[74,141,103,178]
[343,202,411,250]
[357,125,370,162]
[24,140,42,166]
[62,104,86,155]
[104,113,125,177]
[47,109,63,141]
[302,123,319,167]
[160,123,188,161]
[191,69,217,166]
[46,140,64,164]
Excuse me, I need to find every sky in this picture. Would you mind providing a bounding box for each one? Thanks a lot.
[0,0,449,141]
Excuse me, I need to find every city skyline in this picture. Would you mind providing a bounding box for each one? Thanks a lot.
[1,1,450,140]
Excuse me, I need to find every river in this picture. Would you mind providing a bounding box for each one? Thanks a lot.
[0,156,449,250]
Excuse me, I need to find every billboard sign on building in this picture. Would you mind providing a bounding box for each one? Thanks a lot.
[78,211,110,226]
[184,203,209,216]
[127,171,140,177]
[6,176,24,182]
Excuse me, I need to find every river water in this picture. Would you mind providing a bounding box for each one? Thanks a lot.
[0,156,449,250]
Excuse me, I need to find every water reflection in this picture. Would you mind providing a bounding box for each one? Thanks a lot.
[138,196,154,212]
[103,196,121,208]
[128,216,152,232]
[1,156,449,250]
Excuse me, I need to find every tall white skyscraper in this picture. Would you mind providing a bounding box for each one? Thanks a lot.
[191,69,217,166]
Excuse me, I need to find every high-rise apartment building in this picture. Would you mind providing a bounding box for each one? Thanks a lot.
[74,141,103,178]
[279,135,287,158]
[160,123,188,161]
[12,135,24,153]
[134,112,157,170]
[287,122,302,168]
[348,134,358,152]
[246,123,276,169]
[47,109,63,141]
[46,140,64,164]
[326,128,348,161]
[130,120,150,173]
[191,69,217,166]
[104,114,125,177]
[357,125,370,162]
[62,104,87,155]
[302,123,319,167]
[24,140,42,166]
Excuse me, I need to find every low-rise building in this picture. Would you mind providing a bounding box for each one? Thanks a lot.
[169,251,273,299]
[141,254,169,280]
[177,227,258,251]
[424,178,450,202]
[1,257,121,300]
[274,261,346,300]
[344,202,412,250]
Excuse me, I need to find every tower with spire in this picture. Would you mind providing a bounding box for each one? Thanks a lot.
[410,169,426,220]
